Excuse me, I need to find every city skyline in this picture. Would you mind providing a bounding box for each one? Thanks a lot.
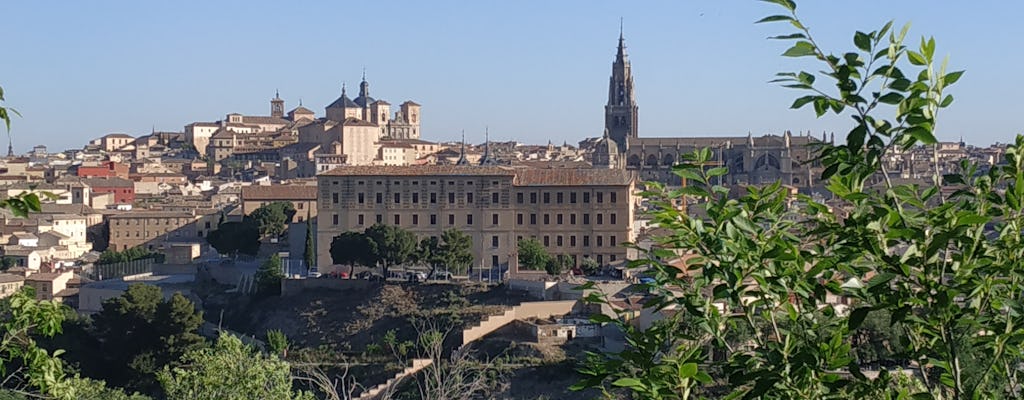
[2,1,1021,152]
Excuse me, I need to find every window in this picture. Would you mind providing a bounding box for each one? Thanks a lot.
[530,193,537,204]
[376,193,383,204]
[570,214,577,224]
[570,236,577,246]
[376,214,383,223]
[597,192,604,203]
[430,193,437,204]
[467,193,474,203]
[556,192,564,203]
[492,193,499,204]
[394,215,401,225]
[394,193,401,204]
[413,214,419,225]
[491,235,499,248]
[598,254,604,264]
[530,214,537,225]
[332,193,339,204]
[544,214,550,224]
[543,236,550,246]
[597,214,604,225]
[610,254,617,262]
[358,193,365,204]
[517,193,524,203]
[583,235,590,247]
[583,214,591,224]
[517,213,523,225]
[610,192,618,203]
[583,192,591,203]
[204,221,211,229]
[430,214,437,225]
[610,213,617,225]
[492,213,499,225]
[412,193,419,203]
[448,193,455,204]
[358,214,365,225]
[298,202,304,210]
[597,236,604,247]
[557,214,563,224]
[557,236,563,246]
[333,214,339,225]
[610,235,617,246]
[466,214,473,225]
[448,214,455,225]
[543,193,551,204]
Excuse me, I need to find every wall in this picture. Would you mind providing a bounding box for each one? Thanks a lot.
[460,300,579,346]
[280,277,376,296]
[508,279,558,300]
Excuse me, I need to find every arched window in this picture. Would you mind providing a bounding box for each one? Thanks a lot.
[627,155,641,167]
[755,154,781,170]
[646,154,658,166]
[663,153,675,166]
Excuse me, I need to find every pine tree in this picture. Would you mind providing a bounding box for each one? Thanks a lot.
[303,216,314,271]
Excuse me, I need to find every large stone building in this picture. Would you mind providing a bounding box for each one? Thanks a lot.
[107,210,218,252]
[316,165,636,273]
[240,183,318,223]
[590,31,825,188]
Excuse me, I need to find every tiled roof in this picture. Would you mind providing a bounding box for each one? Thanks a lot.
[0,273,24,284]
[320,165,515,177]
[103,133,134,139]
[512,168,635,186]
[240,185,318,200]
[40,204,98,215]
[25,273,63,282]
[107,211,195,219]
[81,177,134,188]
[401,100,421,106]
[289,106,315,115]
[372,100,391,106]
[327,94,359,109]
[343,118,377,127]
[242,116,290,125]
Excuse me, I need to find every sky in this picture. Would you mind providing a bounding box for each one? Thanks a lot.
[1,1,1020,153]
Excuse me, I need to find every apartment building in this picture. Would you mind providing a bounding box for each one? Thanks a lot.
[316,165,636,273]
[107,210,218,251]
[240,183,318,223]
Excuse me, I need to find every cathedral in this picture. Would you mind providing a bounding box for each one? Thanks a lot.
[591,30,826,189]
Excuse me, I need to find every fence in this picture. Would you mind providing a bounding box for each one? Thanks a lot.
[87,258,155,281]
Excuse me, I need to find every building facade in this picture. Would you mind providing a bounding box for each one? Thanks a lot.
[316,165,636,274]
[240,184,318,223]
[107,210,217,251]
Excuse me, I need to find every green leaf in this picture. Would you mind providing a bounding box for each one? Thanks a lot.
[877,92,903,105]
[782,41,816,57]
[854,31,871,52]
[848,307,871,330]
[768,33,806,40]
[760,0,796,11]
[939,94,954,108]
[756,15,794,24]
[907,51,927,66]
[906,126,937,144]
[944,70,964,85]
[611,377,645,389]
[791,95,817,109]
[679,363,698,379]
[706,167,728,178]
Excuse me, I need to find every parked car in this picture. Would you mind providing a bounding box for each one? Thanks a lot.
[406,271,427,282]
[429,270,453,280]
[308,268,322,278]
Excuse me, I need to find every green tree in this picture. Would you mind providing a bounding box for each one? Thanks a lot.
[265,329,289,358]
[249,201,297,237]
[437,229,473,275]
[579,257,600,276]
[158,332,312,400]
[545,254,572,276]
[574,2,999,399]
[0,287,74,398]
[0,85,41,218]
[416,236,443,277]
[206,219,260,257]
[0,256,14,271]
[303,219,314,271]
[516,238,549,271]
[363,223,417,278]
[329,231,373,276]
[92,284,205,393]
[255,254,284,295]
[98,246,163,265]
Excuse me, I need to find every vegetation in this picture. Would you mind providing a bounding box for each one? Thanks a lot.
[303,219,315,270]
[437,229,474,275]
[516,237,550,271]
[250,201,297,237]
[0,85,42,218]
[579,257,600,276]
[98,246,164,265]
[573,1,1019,399]
[0,257,15,271]
[329,230,373,272]
[545,254,572,276]
[266,329,290,358]
[0,287,73,398]
[90,284,205,393]
[255,254,284,295]
[364,223,417,278]
[158,332,312,400]
[207,218,260,257]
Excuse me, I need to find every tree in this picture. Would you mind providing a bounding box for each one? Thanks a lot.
[0,85,41,218]
[545,254,572,276]
[158,332,312,400]
[255,254,284,295]
[303,219,315,271]
[363,223,417,278]
[91,284,205,393]
[266,329,289,358]
[0,256,14,271]
[329,231,372,276]
[437,229,473,275]
[207,219,260,257]
[249,201,296,237]
[579,257,600,276]
[516,238,549,271]
[98,246,163,265]
[0,287,74,398]
[416,236,443,278]
[575,2,1001,399]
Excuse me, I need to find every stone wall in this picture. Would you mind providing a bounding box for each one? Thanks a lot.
[280,277,376,296]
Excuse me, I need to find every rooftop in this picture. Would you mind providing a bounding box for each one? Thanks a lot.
[240,185,318,201]
[84,273,194,290]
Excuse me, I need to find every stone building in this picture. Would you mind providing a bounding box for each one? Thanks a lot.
[107,210,218,252]
[591,30,825,188]
[240,183,318,223]
[316,165,636,273]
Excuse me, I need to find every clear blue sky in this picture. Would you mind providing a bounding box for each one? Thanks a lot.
[1,1,1019,152]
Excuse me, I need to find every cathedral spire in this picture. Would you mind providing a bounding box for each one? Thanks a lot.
[455,130,469,166]
[605,20,637,152]
[480,126,497,165]
[7,136,13,158]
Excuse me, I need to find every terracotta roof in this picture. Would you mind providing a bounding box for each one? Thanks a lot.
[103,133,134,139]
[54,288,79,298]
[320,165,515,177]
[81,177,134,188]
[25,273,64,282]
[343,118,377,127]
[0,273,24,284]
[242,116,290,125]
[107,211,195,219]
[372,100,391,106]
[401,100,421,106]
[513,168,635,186]
[240,185,318,200]
[289,106,314,115]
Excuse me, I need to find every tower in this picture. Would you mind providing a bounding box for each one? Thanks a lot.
[480,127,498,166]
[455,130,469,166]
[271,90,285,118]
[604,20,638,152]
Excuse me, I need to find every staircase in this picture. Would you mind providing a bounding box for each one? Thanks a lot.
[461,308,516,346]
[354,358,433,400]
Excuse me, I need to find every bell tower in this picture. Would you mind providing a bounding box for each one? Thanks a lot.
[271,90,285,118]
[604,20,638,152]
